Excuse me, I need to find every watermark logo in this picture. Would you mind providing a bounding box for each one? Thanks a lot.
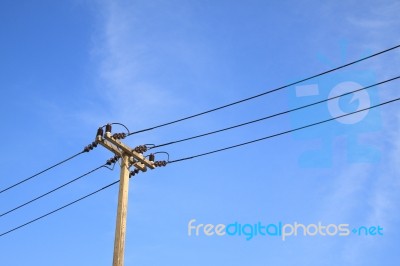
[327,81,371,124]
[188,219,383,241]
[289,42,381,167]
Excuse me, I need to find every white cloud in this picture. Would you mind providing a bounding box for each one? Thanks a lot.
[305,2,400,258]
[345,0,400,77]
[309,107,400,264]
[88,0,182,130]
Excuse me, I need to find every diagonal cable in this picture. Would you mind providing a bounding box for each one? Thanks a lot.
[152,76,400,149]
[0,151,85,195]
[0,164,107,218]
[128,43,400,135]
[168,96,400,163]
[0,180,119,238]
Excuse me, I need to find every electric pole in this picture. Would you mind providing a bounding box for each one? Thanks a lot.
[95,124,159,266]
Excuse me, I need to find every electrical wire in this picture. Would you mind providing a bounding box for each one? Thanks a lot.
[1,97,398,237]
[0,180,120,238]
[0,164,111,218]
[110,123,131,134]
[0,151,85,195]
[144,144,156,149]
[151,75,400,149]
[149,152,170,161]
[127,43,400,136]
[168,97,400,164]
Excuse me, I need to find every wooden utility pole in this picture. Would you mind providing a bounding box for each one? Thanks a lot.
[113,154,130,266]
[95,124,155,266]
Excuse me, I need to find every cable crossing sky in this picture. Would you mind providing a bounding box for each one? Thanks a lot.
[1,95,399,237]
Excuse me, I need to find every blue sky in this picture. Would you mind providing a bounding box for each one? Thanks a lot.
[1,0,400,265]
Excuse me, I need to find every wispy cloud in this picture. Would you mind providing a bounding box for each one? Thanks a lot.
[87,0,182,131]
[301,2,400,262]
[346,0,400,77]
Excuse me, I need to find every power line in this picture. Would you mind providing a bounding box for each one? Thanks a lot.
[0,164,107,218]
[1,97,398,237]
[151,75,400,149]
[0,151,85,195]
[127,43,400,136]
[168,97,400,164]
[0,141,99,195]
[0,180,119,238]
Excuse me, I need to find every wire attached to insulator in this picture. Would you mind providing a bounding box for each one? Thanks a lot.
[146,152,170,163]
[83,141,98,153]
[134,145,148,153]
[101,123,131,134]
[129,169,140,178]
[103,162,117,171]
[105,124,112,134]
[112,133,127,140]
[106,155,120,165]
[149,154,155,162]
[153,152,170,162]
[154,161,167,167]
[96,127,104,138]
[110,123,130,134]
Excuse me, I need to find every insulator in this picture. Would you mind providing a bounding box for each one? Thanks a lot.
[92,141,98,147]
[141,145,148,152]
[134,145,144,153]
[111,132,126,140]
[84,146,90,152]
[105,124,112,133]
[106,159,112,165]
[149,154,155,162]
[96,127,104,138]
[154,161,167,167]
[130,168,140,177]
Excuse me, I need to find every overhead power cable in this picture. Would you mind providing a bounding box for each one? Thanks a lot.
[0,141,99,195]
[127,43,400,136]
[0,180,119,238]
[0,164,109,218]
[0,152,84,195]
[151,75,400,149]
[1,98,399,237]
[168,96,400,164]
